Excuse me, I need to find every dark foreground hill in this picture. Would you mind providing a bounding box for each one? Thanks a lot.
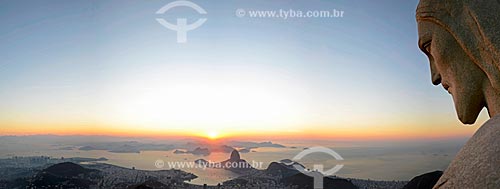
[403,170,443,189]
[283,173,358,189]
[43,162,98,177]
[29,162,102,188]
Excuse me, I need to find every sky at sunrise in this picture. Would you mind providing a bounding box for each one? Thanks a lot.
[0,0,490,140]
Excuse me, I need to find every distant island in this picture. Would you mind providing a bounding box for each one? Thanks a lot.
[78,141,175,153]
[195,150,257,174]
[174,147,211,156]
[74,139,286,156]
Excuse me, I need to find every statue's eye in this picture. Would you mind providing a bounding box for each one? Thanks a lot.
[423,41,432,54]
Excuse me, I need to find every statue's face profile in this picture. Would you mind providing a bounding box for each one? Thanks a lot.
[417,21,488,124]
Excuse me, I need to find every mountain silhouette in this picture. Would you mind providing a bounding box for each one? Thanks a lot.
[29,162,101,188]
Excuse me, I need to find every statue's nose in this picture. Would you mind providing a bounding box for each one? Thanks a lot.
[432,73,442,85]
[430,63,441,85]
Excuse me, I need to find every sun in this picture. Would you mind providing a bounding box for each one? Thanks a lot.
[207,131,219,140]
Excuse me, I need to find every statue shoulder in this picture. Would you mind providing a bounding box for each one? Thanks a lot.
[433,115,499,189]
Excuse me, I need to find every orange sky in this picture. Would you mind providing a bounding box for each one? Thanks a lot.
[1,115,482,141]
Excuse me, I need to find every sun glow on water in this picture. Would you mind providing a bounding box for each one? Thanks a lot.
[207,131,219,140]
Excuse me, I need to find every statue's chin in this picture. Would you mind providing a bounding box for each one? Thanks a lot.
[457,112,478,124]
[454,95,484,125]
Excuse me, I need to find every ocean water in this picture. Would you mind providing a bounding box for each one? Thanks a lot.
[0,138,464,185]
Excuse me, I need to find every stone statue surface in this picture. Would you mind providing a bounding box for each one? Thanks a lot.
[416,0,500,188]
